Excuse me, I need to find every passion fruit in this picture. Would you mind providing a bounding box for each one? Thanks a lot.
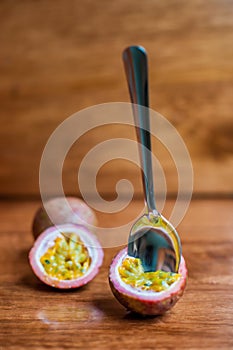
[32,197,97,239]
[109,248,187,316]
[29,224,103,289]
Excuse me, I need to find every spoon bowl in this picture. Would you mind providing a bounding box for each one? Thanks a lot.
[128,213,181,272]
[123,45,181,273]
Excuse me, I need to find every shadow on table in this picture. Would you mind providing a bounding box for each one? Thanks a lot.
[92,296,164,322]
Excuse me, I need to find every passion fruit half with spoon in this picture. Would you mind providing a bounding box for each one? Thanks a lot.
[109,248,187,316]
[29,224,103,289]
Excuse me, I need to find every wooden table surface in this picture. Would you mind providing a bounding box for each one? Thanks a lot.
[0,199,232,350]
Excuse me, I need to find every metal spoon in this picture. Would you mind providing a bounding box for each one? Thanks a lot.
[123,45,181,272]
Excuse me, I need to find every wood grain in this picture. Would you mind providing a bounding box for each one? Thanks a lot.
[0,199,233,349]
[0,0,233,197]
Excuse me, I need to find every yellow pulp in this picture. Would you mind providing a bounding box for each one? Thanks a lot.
[40,233,91,280]
[119,257,181,292]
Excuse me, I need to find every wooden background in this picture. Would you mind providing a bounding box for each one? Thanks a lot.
[0,0,233,199]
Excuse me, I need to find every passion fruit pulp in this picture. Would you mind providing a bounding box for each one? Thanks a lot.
[32,197,97,239]
[29,224,103,289]
[40,234,91,280]
[109,248,187,316]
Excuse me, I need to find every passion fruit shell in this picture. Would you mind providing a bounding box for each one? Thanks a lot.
[29,224,103,289]
[109,248,187,316]
[32,197,97,240]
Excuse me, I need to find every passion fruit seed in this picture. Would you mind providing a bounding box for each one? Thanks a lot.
[119,257,181,292]
[40,233,91,280]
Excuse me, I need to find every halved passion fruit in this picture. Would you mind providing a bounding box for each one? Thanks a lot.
[29,224,103,289]
[109,248,187,315]
[32,197,97,239]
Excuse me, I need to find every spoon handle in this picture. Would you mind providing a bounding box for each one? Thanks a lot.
[123,46,157,214]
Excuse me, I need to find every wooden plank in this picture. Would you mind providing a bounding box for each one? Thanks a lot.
[0,199,232,349]
[0,0,233,197]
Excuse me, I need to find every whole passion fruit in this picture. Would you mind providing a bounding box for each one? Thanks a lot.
[29,224,103,289]
[32,197,97,240]
[109,248,187,316]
